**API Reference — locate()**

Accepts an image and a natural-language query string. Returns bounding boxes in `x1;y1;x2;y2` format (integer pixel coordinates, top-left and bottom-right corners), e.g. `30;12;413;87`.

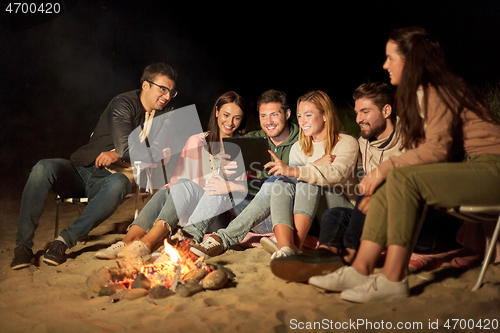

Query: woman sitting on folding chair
309;26;500;302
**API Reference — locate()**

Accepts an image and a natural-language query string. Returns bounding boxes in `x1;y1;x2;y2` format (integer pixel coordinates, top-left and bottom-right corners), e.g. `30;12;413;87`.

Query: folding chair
418;205;500;291
54;161;157;238
444;205;500;291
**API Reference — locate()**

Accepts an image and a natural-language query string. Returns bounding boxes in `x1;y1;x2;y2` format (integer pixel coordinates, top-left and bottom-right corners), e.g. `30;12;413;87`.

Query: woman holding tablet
95;91;247;259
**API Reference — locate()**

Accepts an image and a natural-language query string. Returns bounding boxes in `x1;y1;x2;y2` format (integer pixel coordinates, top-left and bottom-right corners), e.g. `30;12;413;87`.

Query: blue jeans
230;194;273;234
212;180;276;250
271;178;354;230
16;158;132;248
318;194;462;253
131;178;233;239
319;195;364;250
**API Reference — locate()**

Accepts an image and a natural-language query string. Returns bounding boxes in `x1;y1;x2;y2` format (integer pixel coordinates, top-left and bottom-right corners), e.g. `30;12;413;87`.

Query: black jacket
70;90;169;166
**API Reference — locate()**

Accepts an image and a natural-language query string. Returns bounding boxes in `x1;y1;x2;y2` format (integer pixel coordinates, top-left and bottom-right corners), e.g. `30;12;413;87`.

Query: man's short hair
140;62;177;85
257;89;289;113
353;82;395;121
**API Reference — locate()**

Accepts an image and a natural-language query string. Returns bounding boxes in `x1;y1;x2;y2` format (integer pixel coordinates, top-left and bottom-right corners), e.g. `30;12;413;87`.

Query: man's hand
95;151;120;168
359;168;385;197
314;154;336;166
358;196;371;214
264;150;299;178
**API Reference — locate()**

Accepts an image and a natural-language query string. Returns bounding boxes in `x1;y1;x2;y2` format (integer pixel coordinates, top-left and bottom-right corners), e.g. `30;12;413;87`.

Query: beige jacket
290;133;359;203
376;87;500;178
358;128;403;174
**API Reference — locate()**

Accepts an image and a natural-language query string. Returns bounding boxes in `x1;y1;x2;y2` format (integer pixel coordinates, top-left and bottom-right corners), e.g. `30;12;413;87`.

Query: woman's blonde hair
297;90;340;156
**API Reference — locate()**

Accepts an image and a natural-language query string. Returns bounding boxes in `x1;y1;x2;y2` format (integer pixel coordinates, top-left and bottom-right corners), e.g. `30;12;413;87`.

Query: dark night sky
1;0;500;187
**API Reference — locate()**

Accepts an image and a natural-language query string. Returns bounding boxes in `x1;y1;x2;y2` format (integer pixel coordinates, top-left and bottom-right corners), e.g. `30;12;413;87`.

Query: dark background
1;0;500;192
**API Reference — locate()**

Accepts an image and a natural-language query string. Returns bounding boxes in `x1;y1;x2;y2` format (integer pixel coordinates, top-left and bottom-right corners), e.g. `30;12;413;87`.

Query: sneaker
340;274;409;303
260;237;279;254
270;248;344;282
270;246;295;260
308;266;369;292
11;245;33;270
43;240;68;266
95;241;127;259
190;235;224;259
117;241;151;259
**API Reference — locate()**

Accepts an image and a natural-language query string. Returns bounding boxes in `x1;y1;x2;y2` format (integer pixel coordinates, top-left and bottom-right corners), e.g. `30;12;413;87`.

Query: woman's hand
219;153;238;178
314;154;336;166
359;168;386;197
264;150;300;178
204;174;231;196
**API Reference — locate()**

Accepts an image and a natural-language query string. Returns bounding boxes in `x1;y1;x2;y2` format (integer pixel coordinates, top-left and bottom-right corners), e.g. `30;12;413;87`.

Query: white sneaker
117;241;151;259
260;237;279;254
270;246;295;260
308;266;369;292
95;241;126;259
340;273;409;303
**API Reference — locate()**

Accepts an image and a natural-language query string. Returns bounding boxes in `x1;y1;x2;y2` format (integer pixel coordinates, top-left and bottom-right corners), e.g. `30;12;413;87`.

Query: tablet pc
222;136;271;175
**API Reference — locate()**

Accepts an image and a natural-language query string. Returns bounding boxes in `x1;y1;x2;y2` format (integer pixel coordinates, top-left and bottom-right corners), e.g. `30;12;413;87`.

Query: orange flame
163;239;180;263
137;240;208;289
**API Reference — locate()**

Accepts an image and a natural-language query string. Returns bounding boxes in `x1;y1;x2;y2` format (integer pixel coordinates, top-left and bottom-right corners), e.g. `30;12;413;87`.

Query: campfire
87;240;230;301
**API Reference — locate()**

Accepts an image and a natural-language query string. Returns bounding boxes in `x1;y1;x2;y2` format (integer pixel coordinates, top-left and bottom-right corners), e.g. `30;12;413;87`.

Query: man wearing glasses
11;62;177;270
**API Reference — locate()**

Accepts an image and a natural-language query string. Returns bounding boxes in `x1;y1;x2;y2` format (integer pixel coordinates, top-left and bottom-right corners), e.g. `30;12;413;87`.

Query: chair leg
472;215;500;291
55;197;61;239
134;185;140;219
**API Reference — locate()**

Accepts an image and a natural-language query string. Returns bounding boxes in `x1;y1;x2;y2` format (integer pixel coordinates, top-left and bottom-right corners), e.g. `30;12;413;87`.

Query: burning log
108;267;128;282
131;273;151;290
169;265;182;293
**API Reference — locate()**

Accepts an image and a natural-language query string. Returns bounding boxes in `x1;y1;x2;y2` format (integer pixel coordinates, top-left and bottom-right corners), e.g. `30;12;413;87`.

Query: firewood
131;273;151;290
175;282;204;297
202;270;228;290
149;285;175;299
86;267;112;293
98;283;126;296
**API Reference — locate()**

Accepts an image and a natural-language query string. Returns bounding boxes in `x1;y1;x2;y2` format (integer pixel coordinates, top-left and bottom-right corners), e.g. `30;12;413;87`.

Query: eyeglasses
147;80;178;98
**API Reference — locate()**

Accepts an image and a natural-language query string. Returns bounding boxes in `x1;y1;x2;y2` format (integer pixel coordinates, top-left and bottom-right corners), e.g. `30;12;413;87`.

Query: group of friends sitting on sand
11;26;500;303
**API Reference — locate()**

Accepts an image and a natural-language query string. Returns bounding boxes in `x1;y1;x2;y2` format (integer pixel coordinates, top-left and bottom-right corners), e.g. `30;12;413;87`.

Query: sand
1;194;499;333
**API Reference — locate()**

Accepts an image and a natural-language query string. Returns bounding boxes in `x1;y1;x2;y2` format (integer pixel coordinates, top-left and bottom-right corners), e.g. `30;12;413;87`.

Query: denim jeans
230;194;273;234
319;195;364;250
212;180;276;249
131;178;233;240
16;158;132;248
271;178;354;230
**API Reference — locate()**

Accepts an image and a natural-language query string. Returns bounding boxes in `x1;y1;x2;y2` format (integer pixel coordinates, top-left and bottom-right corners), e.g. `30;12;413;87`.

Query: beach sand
1;193;499;333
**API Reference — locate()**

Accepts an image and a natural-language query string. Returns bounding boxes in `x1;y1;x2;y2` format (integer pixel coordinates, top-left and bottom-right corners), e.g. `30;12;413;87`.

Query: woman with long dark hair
95;91;247;259
309;26;500;302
